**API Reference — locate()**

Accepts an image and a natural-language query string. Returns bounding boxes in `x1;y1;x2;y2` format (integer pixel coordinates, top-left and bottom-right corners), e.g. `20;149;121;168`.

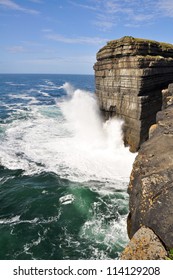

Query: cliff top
97;36;173;60
107;36;173;51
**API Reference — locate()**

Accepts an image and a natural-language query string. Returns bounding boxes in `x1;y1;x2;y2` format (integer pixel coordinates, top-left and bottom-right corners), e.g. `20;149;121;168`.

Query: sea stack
94;36;173;152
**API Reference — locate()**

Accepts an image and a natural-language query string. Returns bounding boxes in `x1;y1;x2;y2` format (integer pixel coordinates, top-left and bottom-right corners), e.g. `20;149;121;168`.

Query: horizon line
0;73;94;75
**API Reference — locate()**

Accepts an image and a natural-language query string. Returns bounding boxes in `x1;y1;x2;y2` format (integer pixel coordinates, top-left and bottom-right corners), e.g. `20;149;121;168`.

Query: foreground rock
121;226;167;260
94;36;173;151
127;104;173;250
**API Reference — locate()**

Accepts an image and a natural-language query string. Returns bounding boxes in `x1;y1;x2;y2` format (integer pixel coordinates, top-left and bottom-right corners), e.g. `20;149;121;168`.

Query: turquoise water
0;74;135;259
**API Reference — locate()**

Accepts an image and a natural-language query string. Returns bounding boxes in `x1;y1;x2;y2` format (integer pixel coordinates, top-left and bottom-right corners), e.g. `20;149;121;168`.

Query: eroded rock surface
128;104;173;249
121;226;167;260
94;36;173;151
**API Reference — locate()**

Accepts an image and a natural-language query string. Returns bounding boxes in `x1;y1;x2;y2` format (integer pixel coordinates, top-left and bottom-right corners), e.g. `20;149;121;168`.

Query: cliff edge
94;36;173;152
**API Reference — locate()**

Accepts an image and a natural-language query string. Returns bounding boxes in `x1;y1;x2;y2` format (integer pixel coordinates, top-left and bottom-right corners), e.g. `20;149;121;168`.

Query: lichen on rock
120;226;167;260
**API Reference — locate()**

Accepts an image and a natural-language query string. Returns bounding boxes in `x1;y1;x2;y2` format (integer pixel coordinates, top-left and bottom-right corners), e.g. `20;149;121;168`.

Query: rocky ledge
94;36;173;152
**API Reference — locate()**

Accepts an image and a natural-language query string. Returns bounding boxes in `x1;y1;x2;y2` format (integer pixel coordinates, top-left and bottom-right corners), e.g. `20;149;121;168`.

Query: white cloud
92;13;116;31
45;32;108;45
158;0;173;17
69;0;164;31
104;1;133;14
29;0;43;3
6;45;26;53
21;40;43;47
132;13;155;22
102;0;156;24
124;23;140;28
42;28;53;33
0;0;39;14
69;1;98;11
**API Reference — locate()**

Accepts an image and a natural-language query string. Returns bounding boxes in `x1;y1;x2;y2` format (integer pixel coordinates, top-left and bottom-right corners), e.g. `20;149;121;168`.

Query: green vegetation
104;36;173;53
166;249;173;260
168;249;173;259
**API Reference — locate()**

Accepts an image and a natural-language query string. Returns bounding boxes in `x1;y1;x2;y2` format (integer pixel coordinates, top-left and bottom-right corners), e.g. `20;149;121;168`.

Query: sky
0;0;173;74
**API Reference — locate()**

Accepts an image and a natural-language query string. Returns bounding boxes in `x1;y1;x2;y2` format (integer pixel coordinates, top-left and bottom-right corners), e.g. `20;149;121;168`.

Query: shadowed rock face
128;104;173;250
94;36;173;151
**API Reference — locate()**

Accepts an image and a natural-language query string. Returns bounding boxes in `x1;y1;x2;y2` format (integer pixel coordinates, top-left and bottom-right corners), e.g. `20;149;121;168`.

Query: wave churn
0;75;136;259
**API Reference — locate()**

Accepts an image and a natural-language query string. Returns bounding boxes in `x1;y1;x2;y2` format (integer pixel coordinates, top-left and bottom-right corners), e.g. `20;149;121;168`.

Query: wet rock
120;226;167;260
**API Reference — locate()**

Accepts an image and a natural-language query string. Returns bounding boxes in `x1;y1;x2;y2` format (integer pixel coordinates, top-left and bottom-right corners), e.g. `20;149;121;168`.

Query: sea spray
58;82;75;96
0;82;136;182
59;84;104;148
58;82;136;182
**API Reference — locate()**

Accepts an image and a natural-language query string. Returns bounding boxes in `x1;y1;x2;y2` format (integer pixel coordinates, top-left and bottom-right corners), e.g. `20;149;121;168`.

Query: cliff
121;84;173;259
94;36;173;152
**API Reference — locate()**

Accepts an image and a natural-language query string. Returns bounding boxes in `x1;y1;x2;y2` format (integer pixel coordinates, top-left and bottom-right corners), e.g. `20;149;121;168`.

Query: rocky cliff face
94;36;173;151
127;103;173;250
120;84;173;259
121;84;173;260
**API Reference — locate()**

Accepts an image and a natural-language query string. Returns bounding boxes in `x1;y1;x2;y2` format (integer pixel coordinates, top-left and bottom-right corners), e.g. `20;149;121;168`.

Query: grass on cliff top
105;36;173;51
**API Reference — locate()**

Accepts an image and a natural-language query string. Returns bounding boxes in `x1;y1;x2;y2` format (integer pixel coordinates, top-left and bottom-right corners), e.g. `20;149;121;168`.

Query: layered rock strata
127;102;173;251
94;36;173;151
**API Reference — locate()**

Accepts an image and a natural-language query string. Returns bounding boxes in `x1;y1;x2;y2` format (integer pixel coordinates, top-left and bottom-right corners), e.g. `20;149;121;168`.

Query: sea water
0;74;136;260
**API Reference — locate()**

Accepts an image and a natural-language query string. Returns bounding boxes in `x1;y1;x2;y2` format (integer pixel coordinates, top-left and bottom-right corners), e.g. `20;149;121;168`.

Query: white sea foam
0;215;60;225
79;190;128;259
38;84;60;91
0;215;20;224
37;90;50;97
59;194;75;205
0;82;136;183
5;82;25;86
80;215;128;259
58;82;74;96
8;93;39;104
78;195;129;259
45;80;55;86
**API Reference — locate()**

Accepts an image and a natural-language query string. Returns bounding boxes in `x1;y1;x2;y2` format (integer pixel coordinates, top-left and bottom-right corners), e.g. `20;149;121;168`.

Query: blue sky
0;0;173;74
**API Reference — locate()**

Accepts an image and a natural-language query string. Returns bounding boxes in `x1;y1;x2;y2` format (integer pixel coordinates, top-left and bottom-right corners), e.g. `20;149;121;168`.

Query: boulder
120;226;167;260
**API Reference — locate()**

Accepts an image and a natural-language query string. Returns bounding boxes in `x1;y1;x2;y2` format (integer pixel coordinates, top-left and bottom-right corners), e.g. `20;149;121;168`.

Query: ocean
0;74;136;260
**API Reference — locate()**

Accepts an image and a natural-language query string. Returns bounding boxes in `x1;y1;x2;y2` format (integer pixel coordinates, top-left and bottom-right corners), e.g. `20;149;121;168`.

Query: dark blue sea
0;74;135;260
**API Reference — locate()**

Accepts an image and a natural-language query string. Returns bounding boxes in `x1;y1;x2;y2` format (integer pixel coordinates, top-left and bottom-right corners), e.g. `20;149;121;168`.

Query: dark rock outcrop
94;36;173;151
120;226;167;260
127;103;173;250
